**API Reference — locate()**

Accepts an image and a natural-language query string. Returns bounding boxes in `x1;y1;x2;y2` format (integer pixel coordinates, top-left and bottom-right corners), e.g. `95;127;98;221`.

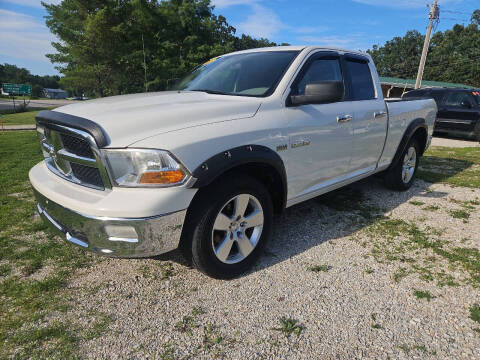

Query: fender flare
191;145;288;209
390;118;428;168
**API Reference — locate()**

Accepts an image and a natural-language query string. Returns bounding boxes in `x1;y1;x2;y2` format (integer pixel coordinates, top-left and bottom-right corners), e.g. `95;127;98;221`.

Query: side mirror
289;81;344;106
460;100;472;109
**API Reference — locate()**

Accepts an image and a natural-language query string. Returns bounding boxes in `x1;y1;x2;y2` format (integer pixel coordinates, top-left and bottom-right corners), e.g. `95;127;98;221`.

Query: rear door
438;91;478;133
343;55;388;174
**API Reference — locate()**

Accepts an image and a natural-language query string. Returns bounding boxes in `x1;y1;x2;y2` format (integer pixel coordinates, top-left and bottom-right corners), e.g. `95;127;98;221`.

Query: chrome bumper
33;189;187;257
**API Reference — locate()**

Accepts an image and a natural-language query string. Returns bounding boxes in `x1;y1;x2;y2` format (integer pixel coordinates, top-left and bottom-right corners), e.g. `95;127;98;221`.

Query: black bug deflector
36;110;109;147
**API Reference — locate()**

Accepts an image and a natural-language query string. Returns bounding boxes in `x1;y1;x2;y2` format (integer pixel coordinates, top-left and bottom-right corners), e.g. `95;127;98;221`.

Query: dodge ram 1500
30;46;437;278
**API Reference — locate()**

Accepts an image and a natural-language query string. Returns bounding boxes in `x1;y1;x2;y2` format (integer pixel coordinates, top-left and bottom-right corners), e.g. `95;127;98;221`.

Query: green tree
42;0;279;97
368;9;480;88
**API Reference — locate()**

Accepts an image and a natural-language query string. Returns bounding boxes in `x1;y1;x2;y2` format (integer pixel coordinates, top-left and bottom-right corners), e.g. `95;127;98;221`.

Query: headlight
103;149;189;187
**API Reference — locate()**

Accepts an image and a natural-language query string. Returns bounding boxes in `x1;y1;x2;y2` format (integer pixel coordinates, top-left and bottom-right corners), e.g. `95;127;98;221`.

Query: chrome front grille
37;124;111;190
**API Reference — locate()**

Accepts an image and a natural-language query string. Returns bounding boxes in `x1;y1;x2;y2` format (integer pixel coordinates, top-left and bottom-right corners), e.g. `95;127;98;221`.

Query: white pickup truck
30;46;437;278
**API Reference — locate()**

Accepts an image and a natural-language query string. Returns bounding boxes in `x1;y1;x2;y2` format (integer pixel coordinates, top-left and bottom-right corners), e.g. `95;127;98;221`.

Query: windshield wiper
189;89;231;95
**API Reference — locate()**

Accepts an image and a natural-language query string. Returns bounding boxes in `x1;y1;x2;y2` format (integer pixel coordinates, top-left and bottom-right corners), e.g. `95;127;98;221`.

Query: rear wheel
474;121;480;141
384;139;420;191
182;174;273;279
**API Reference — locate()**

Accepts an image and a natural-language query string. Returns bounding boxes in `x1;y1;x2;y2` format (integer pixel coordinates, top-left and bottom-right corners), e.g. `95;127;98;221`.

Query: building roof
44;88;67;93
379;76;476;89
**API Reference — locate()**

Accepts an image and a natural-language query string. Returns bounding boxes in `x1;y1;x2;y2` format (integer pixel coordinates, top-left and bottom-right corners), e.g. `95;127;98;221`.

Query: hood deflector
36;110;109;147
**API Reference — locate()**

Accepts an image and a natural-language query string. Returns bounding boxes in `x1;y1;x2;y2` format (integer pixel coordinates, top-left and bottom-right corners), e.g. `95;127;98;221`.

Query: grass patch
0;107;54;125
449;209;471;221
271;317;304;338
423;205;439;211
370;313;383;329
413;289;435;302
470;304;480;324
308;264;332;273
418;146;480;188
409;200;425;206
0;131;99;358
366;218;480;287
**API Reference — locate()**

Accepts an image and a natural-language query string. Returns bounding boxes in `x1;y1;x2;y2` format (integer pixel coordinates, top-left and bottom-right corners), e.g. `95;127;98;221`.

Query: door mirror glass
290;81;344;106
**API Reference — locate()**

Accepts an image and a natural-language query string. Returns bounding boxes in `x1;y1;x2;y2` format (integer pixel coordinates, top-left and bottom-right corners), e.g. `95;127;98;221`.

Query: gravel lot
52;177;480;359
431;137;479;148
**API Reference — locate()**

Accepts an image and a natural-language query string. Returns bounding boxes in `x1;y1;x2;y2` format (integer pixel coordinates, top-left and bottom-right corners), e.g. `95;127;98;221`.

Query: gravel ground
431;136;479;148
57;178;479;359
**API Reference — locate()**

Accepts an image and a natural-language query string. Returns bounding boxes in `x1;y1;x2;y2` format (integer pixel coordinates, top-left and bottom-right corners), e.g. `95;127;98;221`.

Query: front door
283;52;353;200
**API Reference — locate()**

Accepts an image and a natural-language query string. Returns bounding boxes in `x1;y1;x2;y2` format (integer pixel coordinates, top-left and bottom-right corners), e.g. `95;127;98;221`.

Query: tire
474;121;480;142
181;174;273;279
384;138;421;191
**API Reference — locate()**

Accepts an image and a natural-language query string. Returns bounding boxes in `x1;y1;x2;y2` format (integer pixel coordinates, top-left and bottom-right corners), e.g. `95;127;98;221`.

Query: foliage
0;63;60;97
368;9;480;87
42;0;280;97
0;131;102;358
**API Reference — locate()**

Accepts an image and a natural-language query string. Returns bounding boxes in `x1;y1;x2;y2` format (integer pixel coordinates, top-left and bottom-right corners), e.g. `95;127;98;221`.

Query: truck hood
54;91;262;147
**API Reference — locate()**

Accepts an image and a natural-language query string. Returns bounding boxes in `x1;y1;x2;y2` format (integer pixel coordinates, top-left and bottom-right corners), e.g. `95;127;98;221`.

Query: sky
0;0;478;76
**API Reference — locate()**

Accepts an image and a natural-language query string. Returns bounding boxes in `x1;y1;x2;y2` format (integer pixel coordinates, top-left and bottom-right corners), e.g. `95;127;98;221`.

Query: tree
368;9;480;88
42;0;280;97
0;63;60;97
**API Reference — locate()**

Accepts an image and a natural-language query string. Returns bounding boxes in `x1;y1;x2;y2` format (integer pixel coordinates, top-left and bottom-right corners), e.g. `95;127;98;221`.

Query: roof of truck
225;45;369;57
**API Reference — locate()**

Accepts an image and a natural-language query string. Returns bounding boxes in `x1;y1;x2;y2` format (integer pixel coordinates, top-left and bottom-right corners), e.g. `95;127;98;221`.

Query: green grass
308;264;332;272
409;200;425;206
0;107;55;125
413;289;435;302
366;218;480;287
418;146;480;188
271;317;304;338
0;131;103;358
470;304;480;324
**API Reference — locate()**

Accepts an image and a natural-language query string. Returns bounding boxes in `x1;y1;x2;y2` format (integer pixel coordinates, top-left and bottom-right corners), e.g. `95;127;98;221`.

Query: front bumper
34;189;187;257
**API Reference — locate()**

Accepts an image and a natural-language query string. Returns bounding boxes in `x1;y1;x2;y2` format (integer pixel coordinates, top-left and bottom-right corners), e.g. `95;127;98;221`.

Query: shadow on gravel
249;176;449;274
155;175;453;277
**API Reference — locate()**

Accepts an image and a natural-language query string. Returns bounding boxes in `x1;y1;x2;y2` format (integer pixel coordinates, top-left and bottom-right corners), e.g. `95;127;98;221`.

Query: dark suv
403;88;480;140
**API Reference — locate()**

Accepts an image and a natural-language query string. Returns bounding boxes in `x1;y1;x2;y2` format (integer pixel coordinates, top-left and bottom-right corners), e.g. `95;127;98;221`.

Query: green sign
2;83;32;96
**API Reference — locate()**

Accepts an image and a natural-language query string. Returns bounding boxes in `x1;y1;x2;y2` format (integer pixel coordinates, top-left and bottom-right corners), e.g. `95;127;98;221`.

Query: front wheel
182;174;273;279
384;139;420;191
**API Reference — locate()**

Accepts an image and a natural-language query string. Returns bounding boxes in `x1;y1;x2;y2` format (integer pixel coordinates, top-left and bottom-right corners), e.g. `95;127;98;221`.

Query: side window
445;92;473;107
296;58;343;96
345;59;375;100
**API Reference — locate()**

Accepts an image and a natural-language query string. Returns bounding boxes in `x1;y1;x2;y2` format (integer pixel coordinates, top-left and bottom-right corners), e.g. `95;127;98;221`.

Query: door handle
337;115;353;123
374;111;387;118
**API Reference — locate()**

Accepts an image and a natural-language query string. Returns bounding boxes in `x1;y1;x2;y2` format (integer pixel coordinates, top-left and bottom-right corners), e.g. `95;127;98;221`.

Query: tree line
3;2;478;97
42;0;286;97
368;10;480;88
0;64;60;98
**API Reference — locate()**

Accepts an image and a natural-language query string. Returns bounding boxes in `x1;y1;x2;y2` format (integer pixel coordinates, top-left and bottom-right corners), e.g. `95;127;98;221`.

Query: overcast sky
0;0;478;76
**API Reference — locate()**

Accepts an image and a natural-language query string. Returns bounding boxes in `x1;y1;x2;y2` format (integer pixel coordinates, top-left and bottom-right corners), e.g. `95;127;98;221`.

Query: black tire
384;138;421;191
181;174;273;279
474;121;480;142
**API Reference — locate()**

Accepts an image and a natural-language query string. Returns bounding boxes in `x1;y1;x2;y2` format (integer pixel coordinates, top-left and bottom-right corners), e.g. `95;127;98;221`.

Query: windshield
473;91;480;105
172;51;299;97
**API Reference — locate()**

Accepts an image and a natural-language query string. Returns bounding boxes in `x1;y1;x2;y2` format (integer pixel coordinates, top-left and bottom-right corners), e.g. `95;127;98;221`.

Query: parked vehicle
30;46;437;278
403;88;480;140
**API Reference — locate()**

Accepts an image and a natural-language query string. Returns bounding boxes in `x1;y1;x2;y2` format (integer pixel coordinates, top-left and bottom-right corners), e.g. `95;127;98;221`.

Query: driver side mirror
289;81;344;106
460;100;472;109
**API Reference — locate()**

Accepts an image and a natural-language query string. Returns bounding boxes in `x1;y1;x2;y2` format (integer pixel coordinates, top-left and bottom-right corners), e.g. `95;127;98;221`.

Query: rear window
344;59;375;100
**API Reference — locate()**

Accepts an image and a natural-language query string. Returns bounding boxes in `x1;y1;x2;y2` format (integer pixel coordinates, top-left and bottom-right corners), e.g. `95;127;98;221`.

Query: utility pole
142;33;148;92
415;0;439;89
